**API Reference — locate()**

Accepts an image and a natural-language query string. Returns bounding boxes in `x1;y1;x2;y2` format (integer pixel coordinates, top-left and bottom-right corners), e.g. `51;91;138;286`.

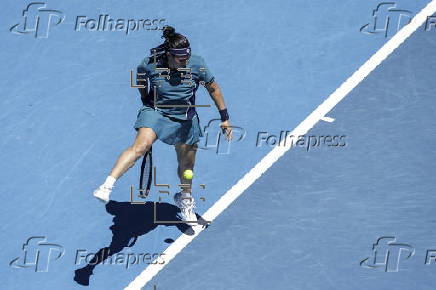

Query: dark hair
150;26;190;59
162;26;190;49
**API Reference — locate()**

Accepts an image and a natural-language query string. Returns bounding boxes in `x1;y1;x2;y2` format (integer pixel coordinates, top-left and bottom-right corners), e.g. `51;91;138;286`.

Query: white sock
103;176;117;188
181;191;192;198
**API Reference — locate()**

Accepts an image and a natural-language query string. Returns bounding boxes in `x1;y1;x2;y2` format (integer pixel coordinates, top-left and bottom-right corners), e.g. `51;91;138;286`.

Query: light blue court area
0;1;434;289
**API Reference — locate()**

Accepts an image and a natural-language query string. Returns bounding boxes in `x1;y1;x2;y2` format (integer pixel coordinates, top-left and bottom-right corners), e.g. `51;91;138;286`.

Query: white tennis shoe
93;184;113;204
174;192;197;226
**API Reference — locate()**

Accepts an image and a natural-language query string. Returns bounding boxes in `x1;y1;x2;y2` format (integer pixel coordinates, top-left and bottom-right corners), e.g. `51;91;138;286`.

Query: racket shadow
73;201;206;286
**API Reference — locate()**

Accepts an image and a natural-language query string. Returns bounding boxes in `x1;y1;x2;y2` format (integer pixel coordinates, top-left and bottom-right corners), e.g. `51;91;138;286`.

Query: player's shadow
73;201;208;286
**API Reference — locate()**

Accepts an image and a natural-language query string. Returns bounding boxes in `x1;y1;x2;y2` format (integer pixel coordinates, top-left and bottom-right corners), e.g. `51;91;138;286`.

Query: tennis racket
138;146;153;198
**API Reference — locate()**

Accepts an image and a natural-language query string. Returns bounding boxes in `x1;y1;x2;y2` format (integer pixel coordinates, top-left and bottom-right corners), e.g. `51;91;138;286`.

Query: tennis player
93;26;232;225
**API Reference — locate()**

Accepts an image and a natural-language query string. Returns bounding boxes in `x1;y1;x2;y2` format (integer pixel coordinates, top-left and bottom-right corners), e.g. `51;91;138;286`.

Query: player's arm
204;80;232;140
204;81;224;109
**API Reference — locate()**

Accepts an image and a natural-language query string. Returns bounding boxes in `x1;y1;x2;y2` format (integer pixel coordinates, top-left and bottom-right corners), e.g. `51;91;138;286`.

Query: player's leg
173;142;198;225
175;142;198;193
110;127;157;179
93;127;157;203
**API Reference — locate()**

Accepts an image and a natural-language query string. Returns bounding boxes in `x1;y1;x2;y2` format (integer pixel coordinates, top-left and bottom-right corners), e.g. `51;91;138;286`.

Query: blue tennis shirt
137;53;215;120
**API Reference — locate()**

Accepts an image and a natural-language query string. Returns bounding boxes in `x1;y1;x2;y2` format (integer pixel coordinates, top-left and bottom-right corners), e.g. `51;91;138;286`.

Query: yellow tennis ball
183;169;194;180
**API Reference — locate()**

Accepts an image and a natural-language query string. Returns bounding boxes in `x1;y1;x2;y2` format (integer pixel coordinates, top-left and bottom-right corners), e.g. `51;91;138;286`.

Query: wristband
219;108;229;122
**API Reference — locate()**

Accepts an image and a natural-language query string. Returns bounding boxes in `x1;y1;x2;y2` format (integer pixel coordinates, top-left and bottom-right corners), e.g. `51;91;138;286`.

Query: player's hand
220;120;233;141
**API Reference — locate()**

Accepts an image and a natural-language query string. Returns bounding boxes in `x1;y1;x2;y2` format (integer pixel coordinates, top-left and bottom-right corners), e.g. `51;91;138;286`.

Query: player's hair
149;26;190;62
161;26;190;49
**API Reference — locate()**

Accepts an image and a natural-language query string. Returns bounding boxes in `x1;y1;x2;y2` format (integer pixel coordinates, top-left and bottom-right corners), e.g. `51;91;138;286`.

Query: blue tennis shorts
134;106;204;146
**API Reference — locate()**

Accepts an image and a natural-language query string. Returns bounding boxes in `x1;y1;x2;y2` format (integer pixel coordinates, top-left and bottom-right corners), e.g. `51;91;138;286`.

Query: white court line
125;2;436;289
321;116;335;123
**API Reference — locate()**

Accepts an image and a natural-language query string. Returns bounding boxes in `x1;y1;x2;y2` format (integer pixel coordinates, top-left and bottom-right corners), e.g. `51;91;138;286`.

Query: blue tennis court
1;1;435;289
